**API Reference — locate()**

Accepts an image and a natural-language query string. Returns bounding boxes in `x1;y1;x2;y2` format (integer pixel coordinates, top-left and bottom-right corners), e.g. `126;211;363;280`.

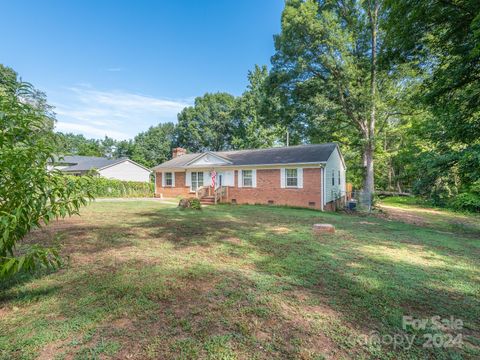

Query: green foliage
232;65;282;149
189;198;201;210
0;65;94;279
56;133;109;157
55;123;176;169
131;122;176;168
176;92;236;152
450;192;480;213
384;0;480;206
176;85;282;153
178;197;202;210
69;176;154;198
269;0;420;193
386;0;480;145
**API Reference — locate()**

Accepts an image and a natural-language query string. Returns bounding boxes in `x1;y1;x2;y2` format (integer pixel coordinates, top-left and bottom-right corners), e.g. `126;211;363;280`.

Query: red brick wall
155;171;191;198
156;168;324;210
227;168;323;209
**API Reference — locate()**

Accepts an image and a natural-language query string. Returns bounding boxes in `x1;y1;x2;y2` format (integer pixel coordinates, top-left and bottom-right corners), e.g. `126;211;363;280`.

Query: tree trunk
364;141;375;195
364;0;378;195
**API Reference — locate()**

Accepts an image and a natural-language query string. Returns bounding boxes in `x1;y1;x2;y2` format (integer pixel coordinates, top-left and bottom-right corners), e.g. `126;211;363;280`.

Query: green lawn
1;200;479;359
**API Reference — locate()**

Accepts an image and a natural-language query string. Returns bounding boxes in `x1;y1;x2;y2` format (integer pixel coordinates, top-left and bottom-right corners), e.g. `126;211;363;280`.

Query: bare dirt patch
377;205;430;226
37;339;70;360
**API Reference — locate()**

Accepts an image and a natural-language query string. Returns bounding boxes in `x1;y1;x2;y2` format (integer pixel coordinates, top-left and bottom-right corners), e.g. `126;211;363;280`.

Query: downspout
154;172;157;198
320;167;324;211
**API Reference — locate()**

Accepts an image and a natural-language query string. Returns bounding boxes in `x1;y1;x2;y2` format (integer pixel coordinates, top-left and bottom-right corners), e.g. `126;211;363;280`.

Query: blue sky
1;0;284;139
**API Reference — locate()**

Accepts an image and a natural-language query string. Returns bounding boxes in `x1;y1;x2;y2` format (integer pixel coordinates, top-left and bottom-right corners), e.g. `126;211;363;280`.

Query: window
242;170;253;187
286;168;298;187
191;171;204;191
165;172;173;186
332;169;335;186
338;170;341;185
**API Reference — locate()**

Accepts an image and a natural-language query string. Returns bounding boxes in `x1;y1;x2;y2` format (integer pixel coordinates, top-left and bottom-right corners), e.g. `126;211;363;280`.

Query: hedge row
67;175;154;198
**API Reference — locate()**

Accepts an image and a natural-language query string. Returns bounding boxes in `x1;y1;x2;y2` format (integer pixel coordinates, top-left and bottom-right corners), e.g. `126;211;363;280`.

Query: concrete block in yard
313;224;335;234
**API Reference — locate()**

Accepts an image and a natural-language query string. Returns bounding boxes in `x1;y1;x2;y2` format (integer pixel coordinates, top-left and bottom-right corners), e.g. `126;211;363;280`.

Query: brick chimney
172;147;187;158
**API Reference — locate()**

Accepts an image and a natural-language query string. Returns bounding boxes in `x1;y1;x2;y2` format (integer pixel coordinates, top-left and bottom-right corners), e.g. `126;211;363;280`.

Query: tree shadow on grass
1;222;137;295
2;204;478;359
1;256;359;359
130;205;479;358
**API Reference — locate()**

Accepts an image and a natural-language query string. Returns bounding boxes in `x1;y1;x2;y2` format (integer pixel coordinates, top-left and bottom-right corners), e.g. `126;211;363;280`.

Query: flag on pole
211;170;216;188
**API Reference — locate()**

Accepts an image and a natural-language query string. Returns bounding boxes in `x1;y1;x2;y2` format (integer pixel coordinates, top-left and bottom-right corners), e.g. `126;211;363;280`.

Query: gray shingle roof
153;143;339;169
54;156;128;172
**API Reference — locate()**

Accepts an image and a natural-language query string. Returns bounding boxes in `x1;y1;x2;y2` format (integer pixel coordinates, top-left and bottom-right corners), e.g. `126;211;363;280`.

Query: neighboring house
50;156;151;182
153;144;346;210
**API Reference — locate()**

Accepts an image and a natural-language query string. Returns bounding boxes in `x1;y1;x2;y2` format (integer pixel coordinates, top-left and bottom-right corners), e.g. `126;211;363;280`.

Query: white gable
98;160;151;182
187;153;231;167
324;147;346;204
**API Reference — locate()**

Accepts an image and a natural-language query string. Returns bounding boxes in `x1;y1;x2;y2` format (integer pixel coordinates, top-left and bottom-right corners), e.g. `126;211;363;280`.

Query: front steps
200;196;215;205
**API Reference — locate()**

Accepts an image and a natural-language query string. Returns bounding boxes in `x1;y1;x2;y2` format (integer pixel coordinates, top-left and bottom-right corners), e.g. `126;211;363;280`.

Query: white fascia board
184;151;233;166
98;159;151;172
155;162;326;172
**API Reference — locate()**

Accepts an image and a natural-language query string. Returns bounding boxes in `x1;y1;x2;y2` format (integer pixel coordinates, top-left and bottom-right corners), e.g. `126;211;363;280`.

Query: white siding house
99;160;151;182
51;156;151;182
323;146;347;204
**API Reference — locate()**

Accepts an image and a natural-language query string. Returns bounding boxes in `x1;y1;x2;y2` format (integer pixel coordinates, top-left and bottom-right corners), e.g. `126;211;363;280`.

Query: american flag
211;170;217;188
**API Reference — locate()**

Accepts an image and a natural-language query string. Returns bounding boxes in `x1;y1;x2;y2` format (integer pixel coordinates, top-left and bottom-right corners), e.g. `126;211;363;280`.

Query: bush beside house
68;176;154;198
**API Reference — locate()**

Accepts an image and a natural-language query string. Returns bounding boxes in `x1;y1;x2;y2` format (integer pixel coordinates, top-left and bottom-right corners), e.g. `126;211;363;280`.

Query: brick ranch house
153;143;346;210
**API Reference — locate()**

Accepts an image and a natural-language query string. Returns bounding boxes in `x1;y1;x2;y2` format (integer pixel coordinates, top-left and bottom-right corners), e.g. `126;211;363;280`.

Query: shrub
449;193;480;213
190;198;202;210
178;197;202;210
67;176;154;198
449;181;480;212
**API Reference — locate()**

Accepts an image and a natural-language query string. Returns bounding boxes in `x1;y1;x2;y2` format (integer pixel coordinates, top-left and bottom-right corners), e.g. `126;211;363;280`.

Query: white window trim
164;172;174;187
285;168;298;188
190;171;204;192
241;169;253;188
282;167;303;189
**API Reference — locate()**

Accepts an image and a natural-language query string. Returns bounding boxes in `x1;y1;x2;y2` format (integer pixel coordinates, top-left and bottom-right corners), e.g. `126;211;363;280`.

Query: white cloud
51;85;191;140
106;67;122;72
55;122;130;139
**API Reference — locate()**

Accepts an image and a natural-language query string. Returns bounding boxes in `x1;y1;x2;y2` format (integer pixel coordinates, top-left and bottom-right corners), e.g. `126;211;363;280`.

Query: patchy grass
1;200;479;359
379;196;480;235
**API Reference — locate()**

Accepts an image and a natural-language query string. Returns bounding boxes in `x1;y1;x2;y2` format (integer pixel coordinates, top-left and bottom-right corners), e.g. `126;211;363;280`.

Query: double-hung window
242;170;253;187
165;172;173;186
286;168;298;187
338;170;341;186
332;170;335;186
191;171;204;191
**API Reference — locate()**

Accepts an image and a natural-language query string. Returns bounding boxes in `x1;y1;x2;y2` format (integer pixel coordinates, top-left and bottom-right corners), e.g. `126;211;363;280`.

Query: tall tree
269;0;415;193
55;133;103;156
113;139;135;158
384;0;480;207
233;65;282;149
131;122;176;168
176;93;236;152
386;0;480;145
